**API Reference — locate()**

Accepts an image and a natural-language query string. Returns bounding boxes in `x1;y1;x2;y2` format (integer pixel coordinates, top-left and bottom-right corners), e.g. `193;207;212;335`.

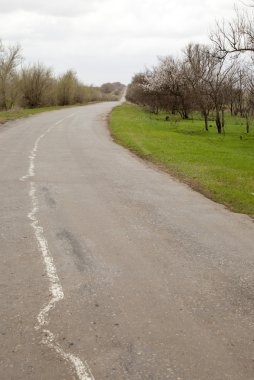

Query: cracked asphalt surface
0;101;254;380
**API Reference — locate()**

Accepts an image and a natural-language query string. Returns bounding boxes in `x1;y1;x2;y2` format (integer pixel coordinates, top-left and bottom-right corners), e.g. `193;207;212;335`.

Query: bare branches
0;42;22;109
20;63;54;108
126;2;254;134
210;6;254;56
0;39;123;110
127;41;242;134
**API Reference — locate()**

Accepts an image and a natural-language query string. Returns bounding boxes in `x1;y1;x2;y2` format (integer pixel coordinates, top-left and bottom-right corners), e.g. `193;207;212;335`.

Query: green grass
0;104;86;124
109;103;254;217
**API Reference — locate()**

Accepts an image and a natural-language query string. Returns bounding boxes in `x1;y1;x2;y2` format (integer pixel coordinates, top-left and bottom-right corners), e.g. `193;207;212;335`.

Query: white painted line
20;114;95;380
29;182;64;329
20;113;77;181
43;329;95;380
54;112;77;126
20;133;45;181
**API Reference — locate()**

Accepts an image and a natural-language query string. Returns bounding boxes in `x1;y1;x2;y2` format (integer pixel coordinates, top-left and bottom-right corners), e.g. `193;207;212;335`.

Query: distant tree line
126;3;254;134
0;40;125;110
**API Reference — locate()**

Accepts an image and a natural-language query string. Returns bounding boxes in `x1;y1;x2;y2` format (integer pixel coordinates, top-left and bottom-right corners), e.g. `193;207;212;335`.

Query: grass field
0;104;85;124
110;103;254;217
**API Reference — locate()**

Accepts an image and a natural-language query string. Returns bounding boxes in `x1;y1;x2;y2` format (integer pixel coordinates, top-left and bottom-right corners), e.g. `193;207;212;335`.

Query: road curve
0;102;254;380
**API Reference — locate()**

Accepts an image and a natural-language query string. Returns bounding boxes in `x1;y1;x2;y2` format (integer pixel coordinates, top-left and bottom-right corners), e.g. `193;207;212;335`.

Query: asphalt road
0;101;254;380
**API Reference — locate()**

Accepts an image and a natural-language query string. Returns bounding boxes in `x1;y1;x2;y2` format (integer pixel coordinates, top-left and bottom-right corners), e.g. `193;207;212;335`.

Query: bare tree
230;65;248;116
142;57;192;118
20;63;53;108
210;4;254;57
0;41;22;110
240;67;254;133
126;72;161;113
57;70;79;106
197;49;236;133
183;43;214;130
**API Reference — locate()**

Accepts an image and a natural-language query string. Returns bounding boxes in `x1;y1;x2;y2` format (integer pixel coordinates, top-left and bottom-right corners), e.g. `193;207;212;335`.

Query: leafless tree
143;57;192;118
0;42;22;109
210;4;254;57
229;65;248;116
126;72;161;113
57;70;79;106
183;43;214;130
19;63;53;108
194;49;236;133
239;67;254;132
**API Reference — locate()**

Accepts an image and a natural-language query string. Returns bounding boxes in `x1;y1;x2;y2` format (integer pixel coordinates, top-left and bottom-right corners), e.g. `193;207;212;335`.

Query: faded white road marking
20;113;76;182
20;133;46;181
21;114;95;380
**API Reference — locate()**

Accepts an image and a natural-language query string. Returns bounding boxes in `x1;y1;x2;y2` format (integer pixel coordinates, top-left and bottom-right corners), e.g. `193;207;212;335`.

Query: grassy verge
0;104;89;124
109;103;254;217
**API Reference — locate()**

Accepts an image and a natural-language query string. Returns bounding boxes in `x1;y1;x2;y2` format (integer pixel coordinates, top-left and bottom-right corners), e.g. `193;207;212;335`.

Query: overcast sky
0;0;241;85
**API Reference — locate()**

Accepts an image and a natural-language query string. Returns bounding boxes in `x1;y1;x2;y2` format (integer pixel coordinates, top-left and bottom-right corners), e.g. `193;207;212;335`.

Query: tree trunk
216;110;222;134
221;109;225;133
204;112;208;131
1;85;8;110
180;97;189;119
183;110;189;119
171;101;176;114
246;115;250;134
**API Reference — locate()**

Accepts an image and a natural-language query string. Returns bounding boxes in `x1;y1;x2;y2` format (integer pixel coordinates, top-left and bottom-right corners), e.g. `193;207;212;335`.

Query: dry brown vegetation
0;41;125;111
